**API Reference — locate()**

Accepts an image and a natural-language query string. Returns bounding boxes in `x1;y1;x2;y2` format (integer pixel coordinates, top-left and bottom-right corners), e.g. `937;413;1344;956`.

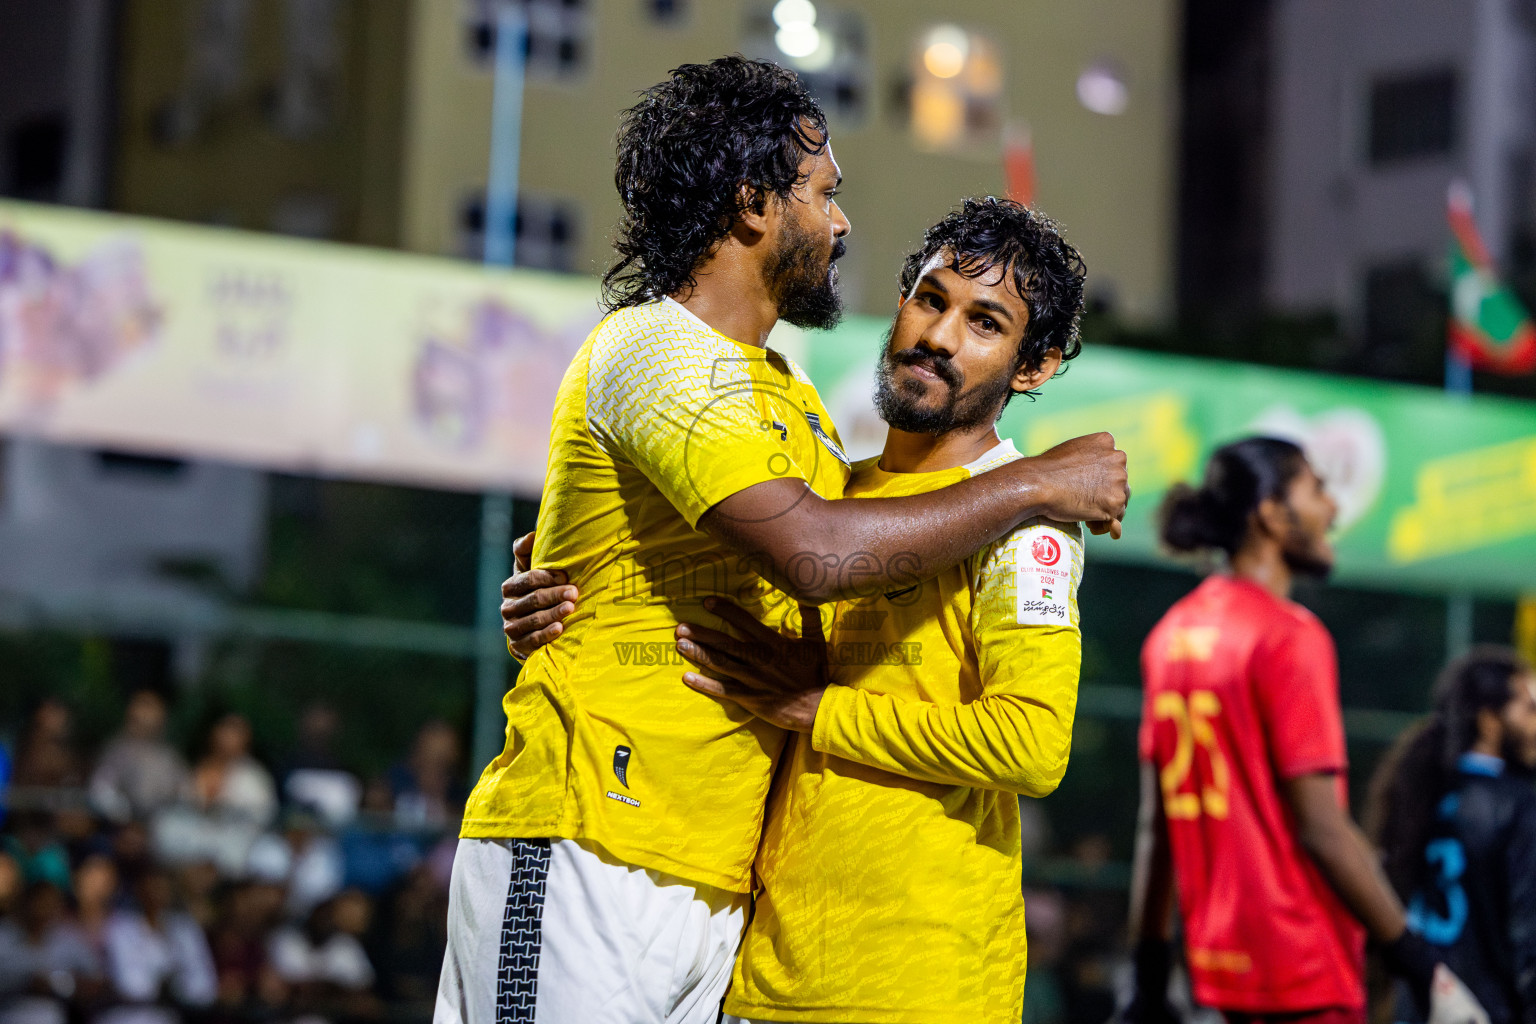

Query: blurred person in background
100;867;217;1024
108;823;154;888
207;880;288;1016
0;881;105;1024
277;703;361;828
173;861;220;930
340;778;425;895
1;814;70;892
269;888;379;1020
0;853;21;918
1123;438;1475;1024
1368;647;1536;1024
72;852;119;961
371;864;449;1007
90;691;189;825
186;713;276;827
9;700;84;793
387;720;463;829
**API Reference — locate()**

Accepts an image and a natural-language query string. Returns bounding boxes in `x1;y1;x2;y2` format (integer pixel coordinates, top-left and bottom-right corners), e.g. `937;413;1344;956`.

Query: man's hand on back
501;532;576;660
1027;432;1130;538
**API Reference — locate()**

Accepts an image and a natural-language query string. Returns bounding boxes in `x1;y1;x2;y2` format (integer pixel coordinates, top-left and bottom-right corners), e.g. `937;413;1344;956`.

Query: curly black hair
897;197;1086;397
603;56;829;312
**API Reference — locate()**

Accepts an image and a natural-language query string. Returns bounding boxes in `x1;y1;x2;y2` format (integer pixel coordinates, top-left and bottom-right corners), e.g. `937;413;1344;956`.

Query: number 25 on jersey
1154;689;1231;820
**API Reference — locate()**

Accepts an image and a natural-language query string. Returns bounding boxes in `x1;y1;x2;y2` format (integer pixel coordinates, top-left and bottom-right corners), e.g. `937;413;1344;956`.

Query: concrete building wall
0;439;267;640
397;0;1182;323
1267;0;1536;322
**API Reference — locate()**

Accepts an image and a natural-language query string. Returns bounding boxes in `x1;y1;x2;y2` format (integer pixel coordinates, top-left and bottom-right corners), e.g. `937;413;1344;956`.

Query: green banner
3;198;1532;596
783;316;1536;598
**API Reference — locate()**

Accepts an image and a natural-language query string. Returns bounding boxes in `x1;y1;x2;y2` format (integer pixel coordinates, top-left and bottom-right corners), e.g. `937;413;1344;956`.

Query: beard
768;215;845;330
1279;510;1334;581
872;324;1013;435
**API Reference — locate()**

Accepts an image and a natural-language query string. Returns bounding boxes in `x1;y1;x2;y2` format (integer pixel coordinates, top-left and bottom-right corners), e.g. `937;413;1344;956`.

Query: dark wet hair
603;56;829;312
1367;646;1531;899
1159;437;1308;556
897;196;1086;400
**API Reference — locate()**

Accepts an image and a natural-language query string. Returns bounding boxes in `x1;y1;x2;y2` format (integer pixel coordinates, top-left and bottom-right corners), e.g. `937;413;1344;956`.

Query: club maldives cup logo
1031;534;1062;567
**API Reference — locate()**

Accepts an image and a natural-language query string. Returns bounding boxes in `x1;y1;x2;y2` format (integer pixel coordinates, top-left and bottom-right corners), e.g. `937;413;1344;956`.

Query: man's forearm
702;461;1050;604
1298;815;1407;943
1129;763;1175;944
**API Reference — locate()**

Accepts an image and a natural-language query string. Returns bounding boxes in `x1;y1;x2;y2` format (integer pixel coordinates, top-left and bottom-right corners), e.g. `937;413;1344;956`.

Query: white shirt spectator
102;909;217;1007
268;926;374;991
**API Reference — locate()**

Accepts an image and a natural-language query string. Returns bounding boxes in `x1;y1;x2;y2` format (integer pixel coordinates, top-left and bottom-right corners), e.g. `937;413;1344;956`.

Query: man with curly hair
438;57;1126;1024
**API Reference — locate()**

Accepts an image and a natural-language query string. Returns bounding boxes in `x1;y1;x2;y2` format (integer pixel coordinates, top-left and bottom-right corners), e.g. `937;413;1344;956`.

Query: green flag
1448;183;1536;374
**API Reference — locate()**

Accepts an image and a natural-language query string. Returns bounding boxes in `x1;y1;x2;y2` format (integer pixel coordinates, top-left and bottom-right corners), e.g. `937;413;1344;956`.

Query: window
459;192;580;272
465;0;589;79
1361;260;1443;377
1368;70;1457;165
95;451;190;479
744;2;869;124
903;25;1004;151
6;115;66;201
644;0;686;24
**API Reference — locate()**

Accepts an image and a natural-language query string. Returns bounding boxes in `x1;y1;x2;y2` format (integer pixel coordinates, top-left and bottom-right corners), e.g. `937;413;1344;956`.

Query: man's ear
1252;497;1290;541
733;183;774;243
1012;346;1063;394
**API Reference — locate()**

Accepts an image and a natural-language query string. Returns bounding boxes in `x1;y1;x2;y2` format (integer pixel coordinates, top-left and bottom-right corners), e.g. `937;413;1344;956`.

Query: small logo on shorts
613;745;632;788
606;791;640;807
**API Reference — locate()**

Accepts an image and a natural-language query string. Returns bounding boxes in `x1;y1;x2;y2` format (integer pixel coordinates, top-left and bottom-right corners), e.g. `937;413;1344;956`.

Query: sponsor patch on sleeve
1013;523;1077;627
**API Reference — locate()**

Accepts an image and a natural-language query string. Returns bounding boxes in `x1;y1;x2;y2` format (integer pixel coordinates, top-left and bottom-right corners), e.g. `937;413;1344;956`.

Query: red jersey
1139;574;1365;1013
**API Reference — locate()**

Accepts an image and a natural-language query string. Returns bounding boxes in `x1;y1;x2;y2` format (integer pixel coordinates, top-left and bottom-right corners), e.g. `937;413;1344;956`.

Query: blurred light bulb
922;24;969;79
797;31;837;71
773;0;817;28
1077;62;1129;115
776;21;821;59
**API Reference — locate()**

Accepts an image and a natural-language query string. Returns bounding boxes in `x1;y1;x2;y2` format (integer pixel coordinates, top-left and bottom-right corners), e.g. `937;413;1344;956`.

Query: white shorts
434;837;748;1024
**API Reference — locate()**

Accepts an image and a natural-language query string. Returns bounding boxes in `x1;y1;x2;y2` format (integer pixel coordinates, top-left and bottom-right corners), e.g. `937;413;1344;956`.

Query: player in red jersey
1123;437;1480;1024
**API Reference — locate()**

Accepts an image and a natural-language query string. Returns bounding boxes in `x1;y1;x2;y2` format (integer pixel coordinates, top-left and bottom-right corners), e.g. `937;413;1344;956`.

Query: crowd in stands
0;692;464;1024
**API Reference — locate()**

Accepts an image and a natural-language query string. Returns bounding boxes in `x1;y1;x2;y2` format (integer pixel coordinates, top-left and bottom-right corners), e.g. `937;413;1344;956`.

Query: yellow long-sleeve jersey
725;441;1085;1024
461;298;848;893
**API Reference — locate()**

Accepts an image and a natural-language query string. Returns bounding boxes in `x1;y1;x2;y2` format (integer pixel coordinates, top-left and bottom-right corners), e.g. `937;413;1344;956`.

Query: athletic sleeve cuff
810;684;861;758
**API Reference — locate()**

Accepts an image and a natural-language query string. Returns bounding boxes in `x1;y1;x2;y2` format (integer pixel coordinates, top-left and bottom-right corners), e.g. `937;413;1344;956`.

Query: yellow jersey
725;441;1085;1024
461;298;850;893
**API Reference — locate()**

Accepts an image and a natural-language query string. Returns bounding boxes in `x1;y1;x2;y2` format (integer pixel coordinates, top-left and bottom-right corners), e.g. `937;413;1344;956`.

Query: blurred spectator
387;721;464;829
207;881;287;1014
1021;887;1068;1024
100;868;217;1024
269;889;379;1019
186;714;277;827
339;780;424;894
9;700;83;791
109;823;154;887
1059;835;1125;1024
1;814;70;891
174;862;220;930
154;715;276;876
371;865;448;1005
278;704;361;828
241;814;343;920
0;854;21;918
90;692;189;824
72;853;118;960
0;881;105;1024
282;817;344;920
